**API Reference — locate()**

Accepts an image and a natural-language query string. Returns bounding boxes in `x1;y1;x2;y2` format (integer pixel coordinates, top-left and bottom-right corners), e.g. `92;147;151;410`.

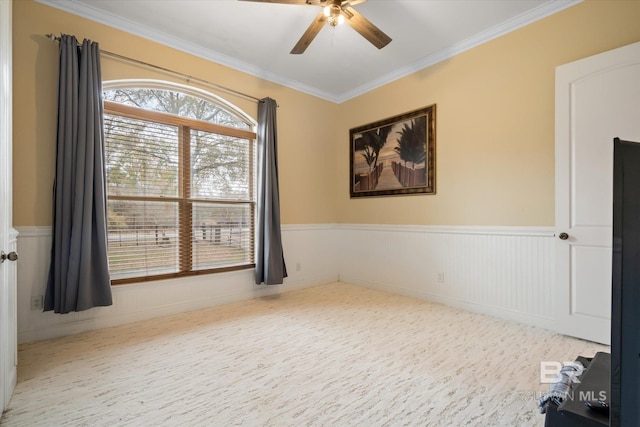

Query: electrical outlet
295;262;301;272
437;272;445;283
31;295;44;310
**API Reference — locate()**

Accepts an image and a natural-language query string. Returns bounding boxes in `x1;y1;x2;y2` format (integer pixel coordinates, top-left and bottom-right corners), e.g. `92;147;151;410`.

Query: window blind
103;96;256;283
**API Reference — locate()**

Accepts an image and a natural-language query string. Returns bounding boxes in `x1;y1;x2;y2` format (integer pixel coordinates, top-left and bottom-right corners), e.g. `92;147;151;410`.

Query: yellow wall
336;0;640;226
12;0;338;226
13;0;640;228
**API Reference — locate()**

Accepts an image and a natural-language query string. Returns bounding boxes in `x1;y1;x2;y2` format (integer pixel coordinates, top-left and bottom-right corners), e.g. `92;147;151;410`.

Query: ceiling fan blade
238;0;325;5
341;5;391;49
290;12;327;54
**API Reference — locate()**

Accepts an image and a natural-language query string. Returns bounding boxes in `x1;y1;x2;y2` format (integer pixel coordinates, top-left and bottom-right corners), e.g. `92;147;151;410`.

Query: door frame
555;41;640;344
0;0;15;414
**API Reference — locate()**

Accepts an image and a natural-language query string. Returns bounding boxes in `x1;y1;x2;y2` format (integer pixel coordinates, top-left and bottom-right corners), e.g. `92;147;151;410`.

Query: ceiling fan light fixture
246;0;392;54
327;14;345;27
324;4;344;27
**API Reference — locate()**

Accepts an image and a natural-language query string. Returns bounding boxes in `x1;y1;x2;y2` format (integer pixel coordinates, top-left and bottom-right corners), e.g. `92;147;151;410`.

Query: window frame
103;83;257;285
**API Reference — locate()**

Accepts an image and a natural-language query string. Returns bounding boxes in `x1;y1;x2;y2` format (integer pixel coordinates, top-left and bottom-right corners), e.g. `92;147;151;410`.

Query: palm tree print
360;144;376;173
394;116;426;169
355;125;392;170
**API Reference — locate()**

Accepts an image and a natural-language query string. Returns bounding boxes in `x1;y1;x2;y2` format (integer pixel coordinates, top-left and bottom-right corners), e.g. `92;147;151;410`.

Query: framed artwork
350;104;436;198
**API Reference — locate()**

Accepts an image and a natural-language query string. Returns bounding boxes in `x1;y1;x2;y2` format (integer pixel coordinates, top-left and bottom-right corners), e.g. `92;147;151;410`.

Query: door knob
0;251;18;263
558;232;569;240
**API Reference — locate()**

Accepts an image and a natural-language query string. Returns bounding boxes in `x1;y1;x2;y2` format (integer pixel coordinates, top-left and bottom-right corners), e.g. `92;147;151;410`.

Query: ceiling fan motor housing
241;0;391;54
325;1;342;26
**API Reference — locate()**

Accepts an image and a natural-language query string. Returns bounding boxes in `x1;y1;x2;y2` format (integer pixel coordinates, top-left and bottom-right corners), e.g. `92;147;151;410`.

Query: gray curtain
255;97;287;285
45;35;112;313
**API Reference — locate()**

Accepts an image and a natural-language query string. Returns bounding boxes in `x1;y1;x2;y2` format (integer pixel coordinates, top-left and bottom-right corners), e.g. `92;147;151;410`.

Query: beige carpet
1;282;608;426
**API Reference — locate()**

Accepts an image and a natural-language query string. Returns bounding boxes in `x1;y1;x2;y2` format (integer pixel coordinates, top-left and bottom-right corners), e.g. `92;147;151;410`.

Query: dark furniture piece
610;138;640;427
544;352;610;427
546;138;640;427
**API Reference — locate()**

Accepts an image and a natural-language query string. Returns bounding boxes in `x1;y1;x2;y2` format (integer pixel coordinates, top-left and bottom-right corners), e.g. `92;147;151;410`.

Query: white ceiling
38;0;580;103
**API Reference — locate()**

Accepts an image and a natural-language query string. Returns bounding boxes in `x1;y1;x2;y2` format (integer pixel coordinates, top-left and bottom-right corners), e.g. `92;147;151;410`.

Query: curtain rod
45;33;263;104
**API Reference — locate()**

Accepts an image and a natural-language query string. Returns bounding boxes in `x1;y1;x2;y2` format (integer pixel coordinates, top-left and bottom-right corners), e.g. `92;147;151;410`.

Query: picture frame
350;104;436;198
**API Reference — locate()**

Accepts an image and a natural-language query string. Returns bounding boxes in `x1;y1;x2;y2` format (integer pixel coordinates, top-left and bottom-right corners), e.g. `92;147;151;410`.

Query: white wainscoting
16;223;557;343
336;224;556;330
15;224;339;343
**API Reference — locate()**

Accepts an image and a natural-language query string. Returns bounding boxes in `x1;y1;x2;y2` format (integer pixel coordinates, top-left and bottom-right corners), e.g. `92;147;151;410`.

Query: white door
0;0;16;414
555;41;640;345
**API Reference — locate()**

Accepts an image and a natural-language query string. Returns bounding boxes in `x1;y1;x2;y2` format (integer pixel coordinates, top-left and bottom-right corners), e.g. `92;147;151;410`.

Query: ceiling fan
239;0;392;54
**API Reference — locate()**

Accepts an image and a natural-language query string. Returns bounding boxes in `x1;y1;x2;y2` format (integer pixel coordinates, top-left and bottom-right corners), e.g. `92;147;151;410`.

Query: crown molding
36;0;337;102
36;0;581;104
335;0;582;103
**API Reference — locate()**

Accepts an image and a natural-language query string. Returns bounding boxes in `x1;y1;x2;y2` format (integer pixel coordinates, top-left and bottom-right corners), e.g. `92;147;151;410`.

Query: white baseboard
19;275;337;344
341;274;555;331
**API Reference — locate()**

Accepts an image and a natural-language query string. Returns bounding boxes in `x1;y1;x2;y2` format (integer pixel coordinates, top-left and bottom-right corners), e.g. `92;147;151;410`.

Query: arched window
103;80;256;283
